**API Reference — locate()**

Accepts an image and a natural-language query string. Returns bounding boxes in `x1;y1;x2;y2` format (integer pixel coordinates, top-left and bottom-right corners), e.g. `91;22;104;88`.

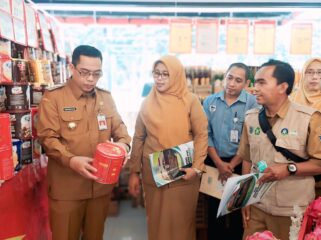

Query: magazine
217;173;274;217
149;141;194;187
199;165;239;199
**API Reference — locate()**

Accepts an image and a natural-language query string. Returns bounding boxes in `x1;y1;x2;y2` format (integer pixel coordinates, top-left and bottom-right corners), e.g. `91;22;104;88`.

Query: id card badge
97;113;107;130
230;129;239;143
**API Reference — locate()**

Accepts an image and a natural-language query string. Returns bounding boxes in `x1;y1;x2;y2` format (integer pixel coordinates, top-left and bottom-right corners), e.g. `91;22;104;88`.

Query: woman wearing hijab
127;55;208;240
292;57;321;110
292;57;321;196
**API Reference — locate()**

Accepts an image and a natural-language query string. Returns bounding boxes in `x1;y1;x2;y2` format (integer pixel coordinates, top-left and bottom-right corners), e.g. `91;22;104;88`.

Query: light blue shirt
203;90;259;158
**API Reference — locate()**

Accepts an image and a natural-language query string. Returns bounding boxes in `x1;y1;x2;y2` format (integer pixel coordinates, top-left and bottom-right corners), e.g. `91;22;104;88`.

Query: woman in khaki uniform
292;57;321;196
127;55;208;240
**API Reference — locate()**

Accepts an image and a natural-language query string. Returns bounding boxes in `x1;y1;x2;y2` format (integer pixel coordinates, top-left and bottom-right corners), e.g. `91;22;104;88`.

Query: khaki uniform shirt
37;80;131;200
238;99;321;216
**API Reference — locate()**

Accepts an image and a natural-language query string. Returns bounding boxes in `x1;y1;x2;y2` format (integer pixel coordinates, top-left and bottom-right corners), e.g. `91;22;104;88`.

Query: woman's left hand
181;168;198;180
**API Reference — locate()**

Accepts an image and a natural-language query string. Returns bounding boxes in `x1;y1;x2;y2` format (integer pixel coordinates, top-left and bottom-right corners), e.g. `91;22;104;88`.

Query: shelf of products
0;1;70;239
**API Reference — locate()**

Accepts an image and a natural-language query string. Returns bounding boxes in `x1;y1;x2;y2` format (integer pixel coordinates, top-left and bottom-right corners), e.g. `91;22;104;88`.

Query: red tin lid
96;142;126;159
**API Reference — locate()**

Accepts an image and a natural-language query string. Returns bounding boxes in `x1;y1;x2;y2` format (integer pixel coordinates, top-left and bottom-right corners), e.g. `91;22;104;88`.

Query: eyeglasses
75;68;103;79
152;71;170;79
305;70;321;76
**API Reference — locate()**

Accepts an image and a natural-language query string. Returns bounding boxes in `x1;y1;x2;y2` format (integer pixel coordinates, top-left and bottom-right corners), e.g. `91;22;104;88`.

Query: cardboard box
199;165;238;199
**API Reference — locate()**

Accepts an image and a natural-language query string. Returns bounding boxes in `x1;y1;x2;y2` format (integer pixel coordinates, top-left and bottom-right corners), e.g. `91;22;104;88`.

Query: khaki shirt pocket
59;110;84;137
275;176;314;207
274;137;307;163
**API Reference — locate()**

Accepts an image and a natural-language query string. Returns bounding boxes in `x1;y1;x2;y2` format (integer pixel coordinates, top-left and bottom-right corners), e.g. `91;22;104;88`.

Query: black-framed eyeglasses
75;68;103;79
152;71;170;79
305;70;321;76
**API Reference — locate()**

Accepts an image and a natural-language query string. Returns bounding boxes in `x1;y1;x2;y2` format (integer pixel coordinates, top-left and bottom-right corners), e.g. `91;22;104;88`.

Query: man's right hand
217;161;234;182
128;173;141;197
69;156;98;180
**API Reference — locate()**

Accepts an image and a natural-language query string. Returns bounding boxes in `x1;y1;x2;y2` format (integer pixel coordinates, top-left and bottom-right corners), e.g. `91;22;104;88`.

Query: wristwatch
287;163;297;175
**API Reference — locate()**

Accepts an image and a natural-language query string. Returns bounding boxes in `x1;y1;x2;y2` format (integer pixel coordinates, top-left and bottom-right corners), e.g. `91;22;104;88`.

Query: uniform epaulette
292;102;317;115
96;86;111;94
47;83;65;91
246;107;261;115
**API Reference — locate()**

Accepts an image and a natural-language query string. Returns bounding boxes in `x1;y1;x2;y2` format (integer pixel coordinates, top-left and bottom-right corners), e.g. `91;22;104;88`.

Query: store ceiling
30;0;321;18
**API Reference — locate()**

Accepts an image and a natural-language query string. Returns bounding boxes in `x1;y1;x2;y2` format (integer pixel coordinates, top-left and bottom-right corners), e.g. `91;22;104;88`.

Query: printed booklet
149;141;193;187
217;173;274;217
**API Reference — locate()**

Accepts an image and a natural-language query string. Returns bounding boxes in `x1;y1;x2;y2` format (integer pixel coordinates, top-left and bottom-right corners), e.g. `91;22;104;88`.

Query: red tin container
0;113;11;148
0;113;14;180
0;146;14;180
93;142;126;184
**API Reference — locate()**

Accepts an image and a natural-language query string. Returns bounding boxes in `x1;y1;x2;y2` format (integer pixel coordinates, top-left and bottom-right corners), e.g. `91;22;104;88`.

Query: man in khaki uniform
37;45;131;240
237;59;321;240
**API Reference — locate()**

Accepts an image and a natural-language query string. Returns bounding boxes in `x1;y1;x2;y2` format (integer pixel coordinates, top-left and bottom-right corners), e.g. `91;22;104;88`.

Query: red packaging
30;106;38;137
0;56;12;84
93;142;126;184
0;113;14;180
0;146;14;180
0;113;11;148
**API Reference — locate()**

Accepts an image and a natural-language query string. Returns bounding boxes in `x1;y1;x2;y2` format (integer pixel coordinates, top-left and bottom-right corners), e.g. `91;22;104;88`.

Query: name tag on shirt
230;130;239;143
97;113;107;130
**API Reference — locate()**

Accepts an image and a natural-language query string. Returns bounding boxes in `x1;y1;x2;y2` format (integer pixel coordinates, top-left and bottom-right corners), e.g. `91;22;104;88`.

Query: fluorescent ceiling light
34;4;321;13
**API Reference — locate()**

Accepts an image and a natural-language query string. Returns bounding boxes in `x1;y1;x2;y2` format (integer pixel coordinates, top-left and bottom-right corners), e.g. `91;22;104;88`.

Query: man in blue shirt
203;62;258;240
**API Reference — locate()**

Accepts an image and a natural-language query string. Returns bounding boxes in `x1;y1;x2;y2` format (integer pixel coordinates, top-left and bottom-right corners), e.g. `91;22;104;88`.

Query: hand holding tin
69;156;98;180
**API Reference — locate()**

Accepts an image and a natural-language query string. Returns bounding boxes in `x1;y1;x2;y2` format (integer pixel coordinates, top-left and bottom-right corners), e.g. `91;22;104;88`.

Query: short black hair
226;62;250;82
72;45;102;66
260;59;294;95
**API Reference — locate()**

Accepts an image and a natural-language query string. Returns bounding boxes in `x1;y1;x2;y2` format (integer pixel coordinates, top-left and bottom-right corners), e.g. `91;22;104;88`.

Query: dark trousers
205;156;244;240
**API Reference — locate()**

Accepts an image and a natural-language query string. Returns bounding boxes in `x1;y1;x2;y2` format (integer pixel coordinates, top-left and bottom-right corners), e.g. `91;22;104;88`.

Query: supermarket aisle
103;200;147;240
